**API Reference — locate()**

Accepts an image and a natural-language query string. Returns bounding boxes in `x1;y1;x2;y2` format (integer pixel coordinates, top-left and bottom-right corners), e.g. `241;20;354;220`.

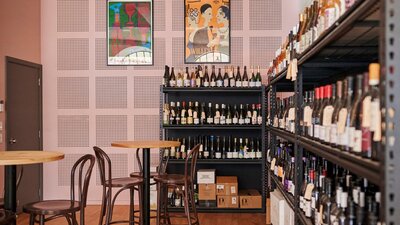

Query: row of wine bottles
272;63;381;161
267;0;356;78
168;185;199;207
267;140;381;225
164;135;263;160
163;101;263;126
163;65;263;88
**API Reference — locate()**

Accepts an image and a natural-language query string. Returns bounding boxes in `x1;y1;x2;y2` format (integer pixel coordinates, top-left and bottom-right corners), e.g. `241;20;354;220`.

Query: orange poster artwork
185;0;230;64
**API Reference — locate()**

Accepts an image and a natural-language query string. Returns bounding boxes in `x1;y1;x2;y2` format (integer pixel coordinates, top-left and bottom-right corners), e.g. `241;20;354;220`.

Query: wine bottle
222;136;227;159
214;104;221;125
233;104;239;125
163;103;170;125
175;101;181;125
315;85;327;140
198;135;203;159
200;102;206;125
256;138;262;159
239;104;245;125
321;84;335;143
249;66;256;87
184;67;190;87
321;178;333;225
232;137;239;159
193;101;200;125
181;101;187;125
349;74;364;154
169;102;176;125
215;136;222;159
210;65;217;87
338;76;354;151
163;65;170;87
203;136;210;159
187;101;194;125
196;65;202;87
190;67;196;87
229;66;236;87
226;104;233;125
257;104;263;125
207;102;213;124
239;138;245;159
169;67;176;87
227;136;233;159
220;104;226;125
256;66;262;87
235;66;242;87
203;66;210;87
223;66;230;87
330;80;344;147
217;68;223;87
177;69;184;87
209;135;215;159
251;104;257;125
245;104;251;124
242;66;249;87
311;87;321;139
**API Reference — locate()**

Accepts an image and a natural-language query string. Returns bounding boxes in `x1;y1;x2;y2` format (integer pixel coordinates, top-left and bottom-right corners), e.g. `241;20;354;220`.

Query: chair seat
129;171;160;178
153;174;190;185
106;177;143;188
23;200;80;215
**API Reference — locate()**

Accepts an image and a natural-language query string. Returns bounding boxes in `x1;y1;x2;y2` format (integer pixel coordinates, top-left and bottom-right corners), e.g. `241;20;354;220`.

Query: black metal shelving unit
161;86;267;213
265;0;400;224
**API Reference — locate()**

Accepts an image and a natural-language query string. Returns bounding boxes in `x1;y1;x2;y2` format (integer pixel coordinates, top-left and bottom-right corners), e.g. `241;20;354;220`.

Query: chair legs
29;214;35;225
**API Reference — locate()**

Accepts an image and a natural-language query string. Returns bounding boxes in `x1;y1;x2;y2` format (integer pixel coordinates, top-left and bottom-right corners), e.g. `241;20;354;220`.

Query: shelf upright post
294;66;304;225
262;86;267;212
382;0;400;223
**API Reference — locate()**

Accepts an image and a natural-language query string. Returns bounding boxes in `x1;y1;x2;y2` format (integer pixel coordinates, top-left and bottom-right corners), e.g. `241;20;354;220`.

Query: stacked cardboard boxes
216;176;239;208
197;169;217;207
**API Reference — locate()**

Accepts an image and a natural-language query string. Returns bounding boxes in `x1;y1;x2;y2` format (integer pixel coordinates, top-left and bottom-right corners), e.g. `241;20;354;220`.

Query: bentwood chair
23;154;95;225
0;210;16;225
154;144;200;225
93;146;143;225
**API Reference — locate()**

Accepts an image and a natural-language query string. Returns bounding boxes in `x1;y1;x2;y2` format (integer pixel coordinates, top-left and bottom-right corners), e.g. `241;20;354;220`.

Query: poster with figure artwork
185;0;230;64
107;0;153;65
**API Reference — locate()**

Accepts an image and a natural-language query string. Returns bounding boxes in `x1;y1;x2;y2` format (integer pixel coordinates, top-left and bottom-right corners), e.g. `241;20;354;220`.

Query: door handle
9;138;16;144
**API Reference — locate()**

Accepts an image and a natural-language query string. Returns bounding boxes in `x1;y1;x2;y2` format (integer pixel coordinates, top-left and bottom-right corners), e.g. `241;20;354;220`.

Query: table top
0;151;65;166
111;140;181;149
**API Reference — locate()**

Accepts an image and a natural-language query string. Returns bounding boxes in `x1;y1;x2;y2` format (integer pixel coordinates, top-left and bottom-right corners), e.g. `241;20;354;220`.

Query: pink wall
0;0;41;195
39;0;299;204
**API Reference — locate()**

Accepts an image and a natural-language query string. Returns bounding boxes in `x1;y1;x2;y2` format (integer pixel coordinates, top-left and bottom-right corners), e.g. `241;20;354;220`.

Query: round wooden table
0;151;64;225
111;140;180;225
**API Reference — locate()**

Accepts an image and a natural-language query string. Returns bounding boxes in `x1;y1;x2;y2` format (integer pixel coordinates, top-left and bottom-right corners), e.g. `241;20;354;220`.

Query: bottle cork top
369;63;380;85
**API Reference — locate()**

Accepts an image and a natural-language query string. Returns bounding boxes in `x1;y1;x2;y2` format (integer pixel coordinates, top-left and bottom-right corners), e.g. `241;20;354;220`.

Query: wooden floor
17;205;266;225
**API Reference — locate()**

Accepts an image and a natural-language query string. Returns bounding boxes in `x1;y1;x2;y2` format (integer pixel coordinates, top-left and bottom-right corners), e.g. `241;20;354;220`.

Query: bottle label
187;117;193;125
232;117;238;124
170;147;176;157
223;79;229;87
319;126;325;141
311;197;316;209
325;8;336;29
210;81;216;87
203;151;210;158
230;79;235;87
270;158;276;171
362;127;371;154
252;113;257;125
227;152;233;159
249;81;256;87
330;124;338;144
216;80;223;87
238;118;245;125
220;116;226;124
184;79;190;87
255;81;262;87
305;200;312;217
337;108;348;134
370;100;382;141
362;96;372;128
314;124;320;139
236;81;242;87
226;118;232;124
257;116;263;125
177;79;183;87
196;78;201;87
359;191;365;207
341;126;350;146
256;151;262;159
314;212;320;225
300;196;304;209
204;81;209;87
250;152;256;159
353;129;362;153
215;152;222;159
169;80;176;87
242;81;249;87
304;184;315;200
163;113;169;125
207;117;213;124
244;118;251;124
341;192;348;208
232;152;239;159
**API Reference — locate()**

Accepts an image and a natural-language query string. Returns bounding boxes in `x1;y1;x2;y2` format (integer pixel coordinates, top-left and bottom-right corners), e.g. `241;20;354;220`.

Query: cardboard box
284;197;295;225
216;176;238;196
197;169;216;184
199;184;216;200
239;189;262;209
217;195;239;208
270;190;286;225
199;200;217;208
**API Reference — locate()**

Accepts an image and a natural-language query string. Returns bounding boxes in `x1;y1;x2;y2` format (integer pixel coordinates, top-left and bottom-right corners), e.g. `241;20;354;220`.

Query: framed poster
185;0;231;64
107;0;153;65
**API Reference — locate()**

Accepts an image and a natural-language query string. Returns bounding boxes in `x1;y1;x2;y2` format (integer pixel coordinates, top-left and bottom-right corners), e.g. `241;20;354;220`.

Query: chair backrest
184;144;201;186
135;148;170;175
70;154;95;208
93;146;112;186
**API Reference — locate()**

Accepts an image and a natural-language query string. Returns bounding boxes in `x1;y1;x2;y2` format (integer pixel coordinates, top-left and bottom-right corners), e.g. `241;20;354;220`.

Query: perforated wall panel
231;0;243;31
231;37;244;66
134;38;165;70
58;77;89;109
134;76;162;108
172;37;185;67
96;153;129;185
95;0;106;32
250;37;282;66
154;0;166;31
58;154;84;186
57;0;89;32
250;0;282;30
95;38;127;70
172;0;184;31
96;76;127;109
96;115;128;147
134;115;160;140
58;115;89;147
57;38;89;70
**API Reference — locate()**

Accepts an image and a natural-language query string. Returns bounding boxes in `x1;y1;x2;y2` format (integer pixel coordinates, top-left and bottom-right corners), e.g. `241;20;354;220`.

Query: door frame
5;56;43;201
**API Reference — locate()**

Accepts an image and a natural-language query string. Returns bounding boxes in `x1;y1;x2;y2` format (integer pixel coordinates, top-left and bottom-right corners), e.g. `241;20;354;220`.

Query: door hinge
38;78;41;86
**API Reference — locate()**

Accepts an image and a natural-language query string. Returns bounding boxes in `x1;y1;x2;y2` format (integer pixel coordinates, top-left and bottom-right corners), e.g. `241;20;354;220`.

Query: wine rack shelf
266;163;295;210
162;125;262;130
265;0;400;224
161;86;267;213
267;126;381;186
